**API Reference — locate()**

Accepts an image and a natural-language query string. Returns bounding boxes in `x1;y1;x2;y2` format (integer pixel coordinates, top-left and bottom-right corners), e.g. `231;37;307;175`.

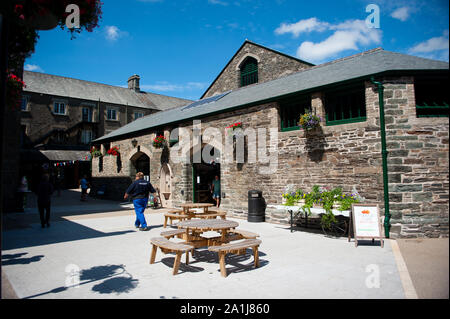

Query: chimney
127;74;140;92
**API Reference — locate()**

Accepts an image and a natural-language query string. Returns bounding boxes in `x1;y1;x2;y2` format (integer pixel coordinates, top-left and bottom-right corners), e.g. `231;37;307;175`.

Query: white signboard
350;204;384;248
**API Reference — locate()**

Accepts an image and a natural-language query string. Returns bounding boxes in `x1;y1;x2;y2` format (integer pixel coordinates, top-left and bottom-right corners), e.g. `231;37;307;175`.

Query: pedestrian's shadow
2;252;44;265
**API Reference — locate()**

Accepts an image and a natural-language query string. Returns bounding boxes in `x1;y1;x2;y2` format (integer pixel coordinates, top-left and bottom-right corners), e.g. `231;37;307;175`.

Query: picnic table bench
208;239;262;277
150;237;194;275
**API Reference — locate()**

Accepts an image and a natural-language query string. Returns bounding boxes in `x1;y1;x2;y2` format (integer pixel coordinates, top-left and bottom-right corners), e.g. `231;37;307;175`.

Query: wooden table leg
173;252;182;275
150;245;157;264
219;252;227;277
252;246;259;268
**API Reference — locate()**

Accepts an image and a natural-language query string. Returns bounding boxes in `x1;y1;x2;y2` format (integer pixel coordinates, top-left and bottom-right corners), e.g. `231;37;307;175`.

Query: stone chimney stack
128;74;140;92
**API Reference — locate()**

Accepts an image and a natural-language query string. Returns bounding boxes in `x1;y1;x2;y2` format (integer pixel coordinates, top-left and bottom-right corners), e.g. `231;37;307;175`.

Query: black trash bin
248;190;266;222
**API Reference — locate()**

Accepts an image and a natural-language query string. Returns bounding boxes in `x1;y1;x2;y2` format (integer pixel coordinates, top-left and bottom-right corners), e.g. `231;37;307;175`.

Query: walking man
37;174;54;228
79;175;89;201
124;172;156;231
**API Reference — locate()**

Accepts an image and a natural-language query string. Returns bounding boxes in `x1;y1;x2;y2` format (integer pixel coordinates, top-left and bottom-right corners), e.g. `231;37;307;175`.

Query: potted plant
298;110;321;131
153;135;166;149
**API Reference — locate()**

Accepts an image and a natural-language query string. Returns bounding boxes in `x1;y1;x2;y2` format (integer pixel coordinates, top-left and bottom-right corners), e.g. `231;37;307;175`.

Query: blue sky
24;0;449;101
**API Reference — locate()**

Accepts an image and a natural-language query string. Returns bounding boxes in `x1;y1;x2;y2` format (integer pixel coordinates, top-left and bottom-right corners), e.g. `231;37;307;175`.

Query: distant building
88;40;447;238
19;72;191;191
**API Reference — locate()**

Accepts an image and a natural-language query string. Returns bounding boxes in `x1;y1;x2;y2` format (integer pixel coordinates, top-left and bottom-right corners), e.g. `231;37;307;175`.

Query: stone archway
128;146;152;181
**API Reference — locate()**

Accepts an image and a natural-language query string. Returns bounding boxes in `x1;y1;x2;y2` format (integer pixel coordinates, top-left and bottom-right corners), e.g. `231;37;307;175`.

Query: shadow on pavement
23;264;138;299
157;248;268;276
2;219;135;250
2;252;44;266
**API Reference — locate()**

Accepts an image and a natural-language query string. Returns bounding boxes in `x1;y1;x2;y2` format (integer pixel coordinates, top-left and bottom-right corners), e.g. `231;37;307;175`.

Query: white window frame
53;100;67;115
106;107;118;121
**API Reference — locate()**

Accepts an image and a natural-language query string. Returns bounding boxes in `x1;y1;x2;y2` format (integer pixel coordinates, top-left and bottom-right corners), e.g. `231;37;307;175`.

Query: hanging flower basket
225;122;243;136
6;72;26;110
90;146;102;158
107;146;119;156
153;135;166;149
299;111;321;131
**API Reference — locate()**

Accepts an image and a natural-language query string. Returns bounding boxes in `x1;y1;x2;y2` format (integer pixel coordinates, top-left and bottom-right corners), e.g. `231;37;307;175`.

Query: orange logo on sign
361;210;370;215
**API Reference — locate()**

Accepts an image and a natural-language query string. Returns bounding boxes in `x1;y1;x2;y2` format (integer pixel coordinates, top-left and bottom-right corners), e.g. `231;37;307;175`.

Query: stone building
19;71;191;191
92;41;449;238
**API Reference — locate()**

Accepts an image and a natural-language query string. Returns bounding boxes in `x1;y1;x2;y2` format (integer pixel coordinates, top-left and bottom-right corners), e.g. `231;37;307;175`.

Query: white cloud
275;17;329;37
391;7;410;21
141;81;208;92
105;25;128;41
409;32;449;53
408;31;449;62
24;64;44;72
276;18;382;63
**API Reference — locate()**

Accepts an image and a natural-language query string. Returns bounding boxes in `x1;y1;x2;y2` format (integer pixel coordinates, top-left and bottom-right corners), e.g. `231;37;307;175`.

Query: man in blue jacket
124;172;156;231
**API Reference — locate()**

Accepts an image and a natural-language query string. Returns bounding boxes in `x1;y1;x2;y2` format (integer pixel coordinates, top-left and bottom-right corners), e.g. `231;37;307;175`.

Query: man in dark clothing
124;172;156;231
37;174;54;228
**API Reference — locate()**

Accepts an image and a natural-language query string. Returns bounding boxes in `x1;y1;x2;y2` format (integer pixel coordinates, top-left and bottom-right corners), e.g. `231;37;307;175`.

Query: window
21;96;29;111
81;130;92;144
415;75;449;118
324;83;366;126
240;57;258;87
107;108;117;120
53;102;66;115
134;112;144;120
82;107;93;122
279;93;311;131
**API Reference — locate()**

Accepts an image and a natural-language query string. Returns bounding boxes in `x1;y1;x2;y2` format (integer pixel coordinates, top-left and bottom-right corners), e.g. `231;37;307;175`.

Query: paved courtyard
1;190;447;299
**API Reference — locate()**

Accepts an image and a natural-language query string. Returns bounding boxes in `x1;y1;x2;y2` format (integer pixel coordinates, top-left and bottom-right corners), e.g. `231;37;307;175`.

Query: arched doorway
130;151;150;181
191;145;221;203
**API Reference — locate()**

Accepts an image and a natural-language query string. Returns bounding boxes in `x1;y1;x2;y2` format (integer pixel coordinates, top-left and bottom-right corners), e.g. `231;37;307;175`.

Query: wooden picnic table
177;219;239;248
179;203;214;214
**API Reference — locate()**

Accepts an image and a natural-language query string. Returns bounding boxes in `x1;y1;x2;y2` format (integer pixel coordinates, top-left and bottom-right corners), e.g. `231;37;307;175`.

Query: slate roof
93;48;449;143
23;71;192;111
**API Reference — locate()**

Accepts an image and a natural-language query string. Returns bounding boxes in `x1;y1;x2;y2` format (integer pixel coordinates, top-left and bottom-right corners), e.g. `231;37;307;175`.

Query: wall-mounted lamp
131;139;138;148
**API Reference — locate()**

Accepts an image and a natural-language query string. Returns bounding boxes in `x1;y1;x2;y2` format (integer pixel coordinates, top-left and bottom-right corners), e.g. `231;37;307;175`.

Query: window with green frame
324;83;366;126
414;75;449;118
279;93;311;131
240;57;258;87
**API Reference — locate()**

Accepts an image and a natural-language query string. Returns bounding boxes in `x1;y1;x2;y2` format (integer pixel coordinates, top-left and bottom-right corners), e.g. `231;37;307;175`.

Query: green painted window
240;57;258;87
324;84;366;126
279;93;311;131
415;75;449;118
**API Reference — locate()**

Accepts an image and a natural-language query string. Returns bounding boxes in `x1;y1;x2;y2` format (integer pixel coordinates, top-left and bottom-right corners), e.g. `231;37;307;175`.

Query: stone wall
379;77;449;238
203;41;312;98
20;92;155;144
91;76;449;238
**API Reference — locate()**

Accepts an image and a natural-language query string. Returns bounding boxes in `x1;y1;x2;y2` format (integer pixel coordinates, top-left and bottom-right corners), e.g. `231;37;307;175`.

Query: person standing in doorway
124;172;156;231
79;175;89;201
37;174;54;228
211;175;221;208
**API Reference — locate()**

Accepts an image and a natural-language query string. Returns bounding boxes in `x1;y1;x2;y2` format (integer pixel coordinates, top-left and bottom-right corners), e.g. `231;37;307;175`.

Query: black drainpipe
370;76;391;238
